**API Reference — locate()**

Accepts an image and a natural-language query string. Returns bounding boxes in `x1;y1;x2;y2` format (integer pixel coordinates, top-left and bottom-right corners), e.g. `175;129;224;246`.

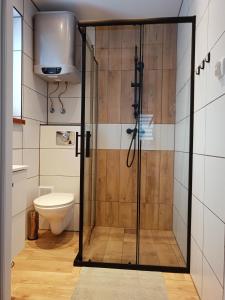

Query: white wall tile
191;196;204;250
23;149;39;178
66;203;79;231
13;149;23;165
13;124;23;149
26;176;39;208
205;95;225;157
205;156;225;222
40;149;80;177
23;118;40;149
193;108;205;155
174;180;188;225
174;151;189;188
48;98;81;124
23;86;47;122
176;81;190;123
40;176;80;203
191;237;203;298
208;0;225;50
48;82;81;98
202;258;223;300
175;117;190;152
23;54;47;96
206;32;225;105
23;21;33;59
176;47;191;94
40;125;80;149
23;0;37;28
195;9;208;67
189;0;209;26
192;154;205;202
98;124;121;150
203;207;225;285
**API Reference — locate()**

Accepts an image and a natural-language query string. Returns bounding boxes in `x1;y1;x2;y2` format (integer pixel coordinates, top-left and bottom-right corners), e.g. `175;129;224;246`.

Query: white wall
180;1;225;299
39;125;80;231
12;0;48;236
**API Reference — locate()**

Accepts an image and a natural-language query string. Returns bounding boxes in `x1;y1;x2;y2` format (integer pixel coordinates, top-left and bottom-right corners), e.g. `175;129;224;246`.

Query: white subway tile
205;156;225;222
191;196;204;250
203;207;225;285
23;149;39;178
202;258;223;300
40;176;80;203
205;95;225;157
190;237;203;298
40;149;80;177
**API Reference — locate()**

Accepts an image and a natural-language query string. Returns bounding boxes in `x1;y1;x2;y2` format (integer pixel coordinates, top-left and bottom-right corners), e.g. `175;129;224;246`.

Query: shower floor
83;226;186;267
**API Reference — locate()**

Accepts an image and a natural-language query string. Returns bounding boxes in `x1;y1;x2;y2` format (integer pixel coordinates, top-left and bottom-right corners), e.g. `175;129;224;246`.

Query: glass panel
83;25;142;264
82;42;97;254
139;23;192;267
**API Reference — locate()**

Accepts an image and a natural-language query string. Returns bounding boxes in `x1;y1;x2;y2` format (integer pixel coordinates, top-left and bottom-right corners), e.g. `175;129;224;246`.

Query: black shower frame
74;16;196;274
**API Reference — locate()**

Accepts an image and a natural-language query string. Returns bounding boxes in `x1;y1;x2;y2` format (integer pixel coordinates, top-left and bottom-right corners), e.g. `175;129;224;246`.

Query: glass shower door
138;23;192;268
81;40;98;257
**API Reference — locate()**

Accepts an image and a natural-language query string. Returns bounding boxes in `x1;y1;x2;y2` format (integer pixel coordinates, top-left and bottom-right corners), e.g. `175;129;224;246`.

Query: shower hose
126;121;138;168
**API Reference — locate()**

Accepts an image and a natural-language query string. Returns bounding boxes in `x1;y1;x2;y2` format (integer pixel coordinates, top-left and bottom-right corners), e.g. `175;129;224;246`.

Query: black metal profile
186;15;196;273
76;27;86;262
78;16;195;27
74;16;196;274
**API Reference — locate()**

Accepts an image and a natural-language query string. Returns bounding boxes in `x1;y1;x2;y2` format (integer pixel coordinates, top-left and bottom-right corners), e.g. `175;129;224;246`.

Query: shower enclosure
75;16;196;272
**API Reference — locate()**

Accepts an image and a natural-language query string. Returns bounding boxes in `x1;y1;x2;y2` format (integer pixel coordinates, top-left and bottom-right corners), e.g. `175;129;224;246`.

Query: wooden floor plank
12;229;199;300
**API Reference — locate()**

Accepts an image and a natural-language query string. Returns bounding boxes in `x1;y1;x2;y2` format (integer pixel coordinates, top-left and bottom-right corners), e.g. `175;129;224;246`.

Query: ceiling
33;0;183;22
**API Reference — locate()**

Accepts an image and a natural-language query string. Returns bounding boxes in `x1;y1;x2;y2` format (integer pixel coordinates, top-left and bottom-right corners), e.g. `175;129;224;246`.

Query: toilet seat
34;193;74;208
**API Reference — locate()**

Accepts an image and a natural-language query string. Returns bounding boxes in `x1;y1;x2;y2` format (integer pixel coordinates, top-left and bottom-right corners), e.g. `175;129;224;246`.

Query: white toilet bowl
33;193;75;235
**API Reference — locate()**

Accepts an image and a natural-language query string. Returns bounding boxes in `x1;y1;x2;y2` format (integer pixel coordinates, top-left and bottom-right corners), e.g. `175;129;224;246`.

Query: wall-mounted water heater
34;11;81;83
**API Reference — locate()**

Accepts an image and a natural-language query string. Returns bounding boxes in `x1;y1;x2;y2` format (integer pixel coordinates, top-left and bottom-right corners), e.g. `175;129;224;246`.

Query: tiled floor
11;230;198;300
83;226;186;267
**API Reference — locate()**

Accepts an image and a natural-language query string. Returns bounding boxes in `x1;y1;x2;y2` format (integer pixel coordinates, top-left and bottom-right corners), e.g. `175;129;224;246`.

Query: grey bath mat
71;267;168;300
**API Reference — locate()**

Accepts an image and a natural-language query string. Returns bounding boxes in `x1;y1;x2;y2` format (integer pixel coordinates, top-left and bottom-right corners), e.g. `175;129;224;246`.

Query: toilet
33;193;75;235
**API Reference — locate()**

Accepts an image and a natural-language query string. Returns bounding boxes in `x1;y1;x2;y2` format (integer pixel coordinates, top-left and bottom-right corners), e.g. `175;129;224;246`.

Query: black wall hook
195;66;200;75
205;52;211;63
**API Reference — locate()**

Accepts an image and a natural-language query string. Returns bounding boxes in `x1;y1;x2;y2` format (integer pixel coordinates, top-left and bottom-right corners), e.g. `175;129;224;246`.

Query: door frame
0;0;13;299
75;16;196;274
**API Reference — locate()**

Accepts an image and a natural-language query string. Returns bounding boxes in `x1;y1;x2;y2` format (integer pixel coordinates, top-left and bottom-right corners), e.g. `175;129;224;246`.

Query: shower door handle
86;131;91;158
75;131;81;157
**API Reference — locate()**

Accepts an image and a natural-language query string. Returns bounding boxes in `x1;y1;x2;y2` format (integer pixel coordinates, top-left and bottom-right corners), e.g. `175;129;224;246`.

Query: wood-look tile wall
95;25;177;230
96;150;174;230
96;24;177;124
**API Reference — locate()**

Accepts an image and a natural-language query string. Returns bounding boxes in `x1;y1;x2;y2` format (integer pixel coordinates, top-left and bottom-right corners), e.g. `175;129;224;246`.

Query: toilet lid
34;193;74;208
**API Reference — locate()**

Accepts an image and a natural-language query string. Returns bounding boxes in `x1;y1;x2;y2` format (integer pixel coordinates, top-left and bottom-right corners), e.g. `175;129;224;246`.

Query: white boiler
34;11;81;83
